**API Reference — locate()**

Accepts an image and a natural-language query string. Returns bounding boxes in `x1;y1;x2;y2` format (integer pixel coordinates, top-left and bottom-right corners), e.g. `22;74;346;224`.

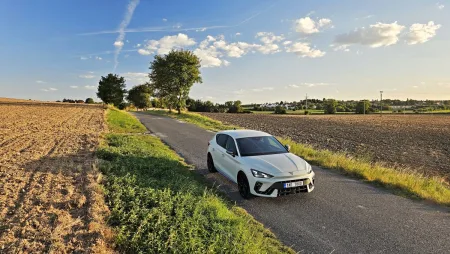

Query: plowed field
200;113;450;182
0;99;112;253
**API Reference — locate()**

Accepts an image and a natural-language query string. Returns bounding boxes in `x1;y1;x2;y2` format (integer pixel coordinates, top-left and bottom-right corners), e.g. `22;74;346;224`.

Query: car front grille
254;178;312;196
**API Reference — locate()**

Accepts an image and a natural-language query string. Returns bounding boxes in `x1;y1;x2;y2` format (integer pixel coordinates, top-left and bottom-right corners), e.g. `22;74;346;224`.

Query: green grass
98;109;294;253
147;110;450;207
106;108;148;133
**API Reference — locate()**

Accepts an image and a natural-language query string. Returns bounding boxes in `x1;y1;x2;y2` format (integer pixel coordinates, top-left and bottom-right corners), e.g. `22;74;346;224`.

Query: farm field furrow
200;113;450;182
0;100;111;253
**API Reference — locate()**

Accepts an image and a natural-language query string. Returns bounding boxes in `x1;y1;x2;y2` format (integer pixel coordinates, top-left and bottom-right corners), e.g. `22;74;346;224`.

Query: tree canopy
355;100;371;114
149;50;202;113
97;73;127;106
324;99;337;114
85;98;95;104
127;84;153;109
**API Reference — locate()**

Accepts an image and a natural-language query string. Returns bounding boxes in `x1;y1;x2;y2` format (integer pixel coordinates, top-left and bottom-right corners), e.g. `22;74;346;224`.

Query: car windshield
236;136;287;157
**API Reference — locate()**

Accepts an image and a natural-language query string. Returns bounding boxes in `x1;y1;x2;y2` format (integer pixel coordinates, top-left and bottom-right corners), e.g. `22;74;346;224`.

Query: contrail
114;0;140;71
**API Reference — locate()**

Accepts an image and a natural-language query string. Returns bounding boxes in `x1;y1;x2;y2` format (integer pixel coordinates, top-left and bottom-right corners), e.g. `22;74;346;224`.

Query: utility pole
363;100;365;115
380;91;383;116
305;93;308;110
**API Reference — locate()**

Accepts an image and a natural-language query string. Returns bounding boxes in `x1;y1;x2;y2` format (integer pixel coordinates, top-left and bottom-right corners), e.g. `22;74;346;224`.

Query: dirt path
0;100;113;253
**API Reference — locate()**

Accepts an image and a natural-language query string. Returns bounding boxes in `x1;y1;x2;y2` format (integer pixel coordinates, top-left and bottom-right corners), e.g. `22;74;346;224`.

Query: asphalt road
134;112;450;254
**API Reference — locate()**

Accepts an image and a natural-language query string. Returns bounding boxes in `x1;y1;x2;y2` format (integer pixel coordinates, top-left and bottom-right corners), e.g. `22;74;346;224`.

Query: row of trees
96;50;202;113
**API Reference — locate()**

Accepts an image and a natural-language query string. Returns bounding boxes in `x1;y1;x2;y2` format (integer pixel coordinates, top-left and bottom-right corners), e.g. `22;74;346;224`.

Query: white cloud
286;42;326;58
223;60;230;66
334;22;405;48
173;23;182;29
138;49;151;55
41;87;58;92
84;85;96;90
122;72;148;84
236;32;241;36
79;74;95;79
255;32;285;54
114;41;124;47
283;41;292;45
162;18;168;22
251;87;274;92
141;33;196;55
196;27;207;32
412;85;419;88
256;32;284;44
288;83;330;88
135;43;141;47
114;0;140;70
95;56;102;60
36;80;46;84
405;21;441;45
193;46;223;68
70;86;79;89
294;17;332;34
80;56;89;60
437;3;444;10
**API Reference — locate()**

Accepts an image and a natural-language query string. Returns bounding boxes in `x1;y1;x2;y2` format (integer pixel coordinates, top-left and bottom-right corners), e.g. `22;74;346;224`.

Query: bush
85;98;95;104
304;110;310;115
117;102;129;110
274;106;287;114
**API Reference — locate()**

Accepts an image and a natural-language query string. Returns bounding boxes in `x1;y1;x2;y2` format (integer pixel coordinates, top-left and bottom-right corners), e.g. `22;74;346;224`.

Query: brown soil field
201;113;450;182
0;99;113;253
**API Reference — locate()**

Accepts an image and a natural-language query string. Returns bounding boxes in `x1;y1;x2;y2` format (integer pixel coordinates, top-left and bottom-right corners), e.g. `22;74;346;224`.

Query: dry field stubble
201;113;450;182
0;99;113;253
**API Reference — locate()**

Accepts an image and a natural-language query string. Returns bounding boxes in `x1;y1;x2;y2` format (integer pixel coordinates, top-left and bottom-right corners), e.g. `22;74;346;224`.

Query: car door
212;134;228;171
222;136;240;183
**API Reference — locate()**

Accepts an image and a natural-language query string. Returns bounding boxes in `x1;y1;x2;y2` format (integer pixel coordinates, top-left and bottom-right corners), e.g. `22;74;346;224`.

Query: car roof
217;129;272;139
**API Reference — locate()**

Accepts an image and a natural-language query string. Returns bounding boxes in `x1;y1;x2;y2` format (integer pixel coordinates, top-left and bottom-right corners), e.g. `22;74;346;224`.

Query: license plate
284;181;303;188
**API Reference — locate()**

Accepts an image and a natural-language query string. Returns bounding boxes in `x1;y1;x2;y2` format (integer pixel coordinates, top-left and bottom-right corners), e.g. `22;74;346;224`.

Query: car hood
241;153;310;177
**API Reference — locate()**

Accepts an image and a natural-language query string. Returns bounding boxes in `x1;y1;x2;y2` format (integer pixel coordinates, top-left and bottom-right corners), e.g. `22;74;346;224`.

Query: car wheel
238;173;252;199
207;154;217;172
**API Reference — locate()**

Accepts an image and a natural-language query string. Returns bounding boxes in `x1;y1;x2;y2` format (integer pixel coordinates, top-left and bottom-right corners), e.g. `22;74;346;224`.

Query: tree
228;100;243;113
96;73;127;106
85;98;94;104
324;99;337;114
274;105;287;114
126;84;153;110
149;50;202;114
355;100;371;114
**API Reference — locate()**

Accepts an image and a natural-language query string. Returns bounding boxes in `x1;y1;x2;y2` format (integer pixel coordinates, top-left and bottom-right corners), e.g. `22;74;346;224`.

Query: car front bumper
249;171;315;197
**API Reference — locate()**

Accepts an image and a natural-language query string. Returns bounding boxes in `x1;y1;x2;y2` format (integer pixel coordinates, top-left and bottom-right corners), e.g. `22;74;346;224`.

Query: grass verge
145;110;450;207
98;109;294;253
106;107;148;133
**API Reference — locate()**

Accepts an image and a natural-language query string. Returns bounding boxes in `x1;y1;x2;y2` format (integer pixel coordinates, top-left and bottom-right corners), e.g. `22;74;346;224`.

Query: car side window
216;134;228;149
225;136;238;155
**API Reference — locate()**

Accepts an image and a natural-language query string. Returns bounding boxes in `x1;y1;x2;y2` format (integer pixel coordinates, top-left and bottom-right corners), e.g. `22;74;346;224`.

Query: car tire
207;153;217;172
238;173;253;199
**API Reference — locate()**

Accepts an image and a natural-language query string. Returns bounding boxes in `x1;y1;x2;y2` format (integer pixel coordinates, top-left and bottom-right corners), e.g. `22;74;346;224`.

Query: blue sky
1;0;449;103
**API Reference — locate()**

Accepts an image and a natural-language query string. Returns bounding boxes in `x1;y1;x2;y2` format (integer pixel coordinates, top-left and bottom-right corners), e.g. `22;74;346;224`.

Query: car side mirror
226;150;236;157
285;144;291;152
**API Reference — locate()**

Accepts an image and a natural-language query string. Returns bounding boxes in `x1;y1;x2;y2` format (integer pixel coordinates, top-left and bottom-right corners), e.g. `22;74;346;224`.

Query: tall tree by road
97;73;127;106
127;84;153;110
149;50;202;114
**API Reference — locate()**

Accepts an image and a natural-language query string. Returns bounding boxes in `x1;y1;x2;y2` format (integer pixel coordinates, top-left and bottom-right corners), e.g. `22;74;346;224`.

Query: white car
207;130;315;199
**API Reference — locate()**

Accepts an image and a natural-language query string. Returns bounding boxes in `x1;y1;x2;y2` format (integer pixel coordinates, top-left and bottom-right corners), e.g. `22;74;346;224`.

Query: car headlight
251;169;273;178
306;163;313;174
